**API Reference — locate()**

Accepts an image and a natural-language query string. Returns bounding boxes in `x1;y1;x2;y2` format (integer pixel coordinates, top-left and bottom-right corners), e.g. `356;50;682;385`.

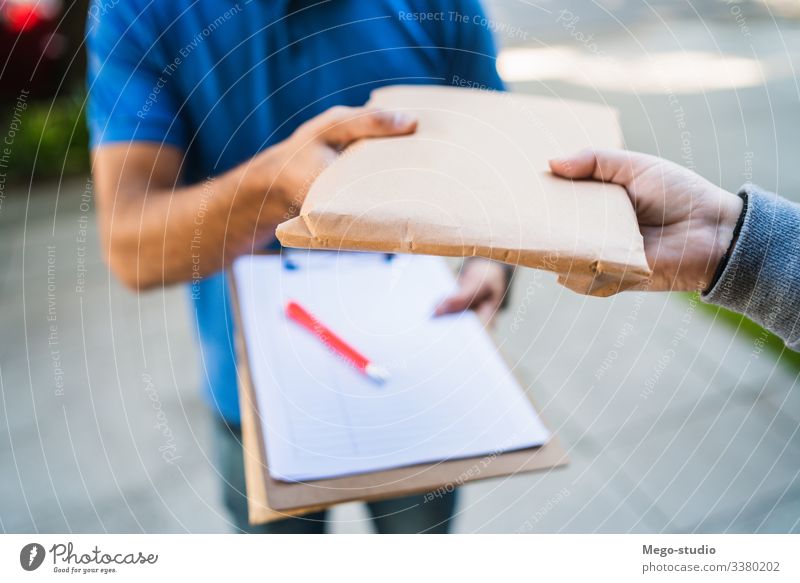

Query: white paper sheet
233;252;550;482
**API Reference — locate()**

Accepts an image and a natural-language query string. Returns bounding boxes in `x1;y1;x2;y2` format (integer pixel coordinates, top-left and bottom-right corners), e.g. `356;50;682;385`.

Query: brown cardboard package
277;85;651;296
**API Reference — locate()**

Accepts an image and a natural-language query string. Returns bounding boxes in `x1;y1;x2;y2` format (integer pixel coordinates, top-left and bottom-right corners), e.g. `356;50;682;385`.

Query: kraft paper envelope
277;85;651;297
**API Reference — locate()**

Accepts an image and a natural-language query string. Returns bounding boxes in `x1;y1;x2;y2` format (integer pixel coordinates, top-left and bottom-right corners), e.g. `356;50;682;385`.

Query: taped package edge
276;214;651;297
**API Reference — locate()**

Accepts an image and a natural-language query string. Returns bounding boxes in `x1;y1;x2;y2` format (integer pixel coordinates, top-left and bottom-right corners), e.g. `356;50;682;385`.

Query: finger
548;148;642;187
315;106;417;149
434;277;496;316
433;289;474;316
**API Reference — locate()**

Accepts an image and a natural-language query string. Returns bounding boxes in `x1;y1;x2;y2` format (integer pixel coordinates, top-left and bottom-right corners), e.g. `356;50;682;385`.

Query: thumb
548;148;637;187
317;107;417;149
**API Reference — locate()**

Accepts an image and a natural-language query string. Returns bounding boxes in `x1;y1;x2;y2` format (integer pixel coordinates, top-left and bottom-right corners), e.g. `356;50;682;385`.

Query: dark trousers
213;418;457;533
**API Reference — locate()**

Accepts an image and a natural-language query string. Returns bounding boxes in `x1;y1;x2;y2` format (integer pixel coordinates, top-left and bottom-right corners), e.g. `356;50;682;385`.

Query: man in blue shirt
87;0;509;533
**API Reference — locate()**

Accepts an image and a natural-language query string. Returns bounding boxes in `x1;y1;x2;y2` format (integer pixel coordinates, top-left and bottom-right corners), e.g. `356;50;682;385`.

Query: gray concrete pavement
2;3;799;533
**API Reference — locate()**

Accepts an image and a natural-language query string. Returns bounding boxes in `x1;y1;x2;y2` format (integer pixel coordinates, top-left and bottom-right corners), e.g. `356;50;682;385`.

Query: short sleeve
85;2;186;149
443;0;505;91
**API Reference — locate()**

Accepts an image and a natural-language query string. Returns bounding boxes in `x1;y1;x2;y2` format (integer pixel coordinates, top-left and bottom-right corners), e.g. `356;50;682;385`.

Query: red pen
285;300;390;383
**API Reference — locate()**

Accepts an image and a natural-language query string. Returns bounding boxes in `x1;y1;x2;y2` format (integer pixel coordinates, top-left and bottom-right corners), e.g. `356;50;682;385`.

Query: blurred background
1;0;799;533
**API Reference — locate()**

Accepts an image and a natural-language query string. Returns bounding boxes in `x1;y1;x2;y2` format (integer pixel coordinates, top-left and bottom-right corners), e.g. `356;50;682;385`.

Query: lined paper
233;252;550;482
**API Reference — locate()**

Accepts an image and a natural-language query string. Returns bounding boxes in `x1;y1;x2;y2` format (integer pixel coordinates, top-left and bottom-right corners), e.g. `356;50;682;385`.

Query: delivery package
277;85;651;296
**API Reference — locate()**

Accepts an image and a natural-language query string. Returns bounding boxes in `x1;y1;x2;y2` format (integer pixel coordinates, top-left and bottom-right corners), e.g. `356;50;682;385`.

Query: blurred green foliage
4;94;90;183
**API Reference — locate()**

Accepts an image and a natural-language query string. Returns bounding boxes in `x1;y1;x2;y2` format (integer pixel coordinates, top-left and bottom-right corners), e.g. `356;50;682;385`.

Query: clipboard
228;254;568;525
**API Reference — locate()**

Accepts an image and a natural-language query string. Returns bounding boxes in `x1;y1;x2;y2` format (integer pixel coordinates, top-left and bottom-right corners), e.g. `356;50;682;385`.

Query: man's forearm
105;156;285;290
703;185;800;349
95;107;418;291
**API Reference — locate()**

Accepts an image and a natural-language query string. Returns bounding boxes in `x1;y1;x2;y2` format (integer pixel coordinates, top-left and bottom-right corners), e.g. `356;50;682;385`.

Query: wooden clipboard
228;258;568;525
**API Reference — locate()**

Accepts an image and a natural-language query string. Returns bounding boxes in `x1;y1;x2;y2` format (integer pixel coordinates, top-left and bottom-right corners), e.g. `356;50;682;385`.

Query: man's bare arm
91;106;417;290
92;142;281;289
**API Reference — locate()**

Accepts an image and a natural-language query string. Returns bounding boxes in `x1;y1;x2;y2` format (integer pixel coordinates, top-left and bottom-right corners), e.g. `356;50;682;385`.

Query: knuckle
326;105;353;122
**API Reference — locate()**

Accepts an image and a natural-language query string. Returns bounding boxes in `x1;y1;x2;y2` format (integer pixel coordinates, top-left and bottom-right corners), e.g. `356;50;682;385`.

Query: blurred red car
0;0;81;101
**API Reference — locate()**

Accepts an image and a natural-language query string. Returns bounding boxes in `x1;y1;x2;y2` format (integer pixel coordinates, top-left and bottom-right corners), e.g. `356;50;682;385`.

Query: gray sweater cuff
703;185;800;349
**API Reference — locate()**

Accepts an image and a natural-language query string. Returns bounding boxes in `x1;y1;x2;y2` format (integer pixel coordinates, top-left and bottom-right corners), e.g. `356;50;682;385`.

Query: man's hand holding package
93;106;417;290
259;107;419;209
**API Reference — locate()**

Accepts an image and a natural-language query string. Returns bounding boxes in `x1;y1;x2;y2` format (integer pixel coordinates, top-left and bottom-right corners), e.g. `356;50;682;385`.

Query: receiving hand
434;258;510;326
549;149;744;292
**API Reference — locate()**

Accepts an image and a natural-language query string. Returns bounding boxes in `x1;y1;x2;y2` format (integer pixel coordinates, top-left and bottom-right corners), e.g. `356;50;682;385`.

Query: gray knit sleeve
703;185;800;350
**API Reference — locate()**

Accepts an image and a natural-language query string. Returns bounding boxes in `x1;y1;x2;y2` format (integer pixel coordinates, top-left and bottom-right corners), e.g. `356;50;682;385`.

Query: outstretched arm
93;107;417;290
551;149;800;349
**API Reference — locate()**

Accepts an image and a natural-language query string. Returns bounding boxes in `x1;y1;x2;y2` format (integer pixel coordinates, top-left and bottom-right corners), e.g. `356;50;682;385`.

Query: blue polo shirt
86;0;504;424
